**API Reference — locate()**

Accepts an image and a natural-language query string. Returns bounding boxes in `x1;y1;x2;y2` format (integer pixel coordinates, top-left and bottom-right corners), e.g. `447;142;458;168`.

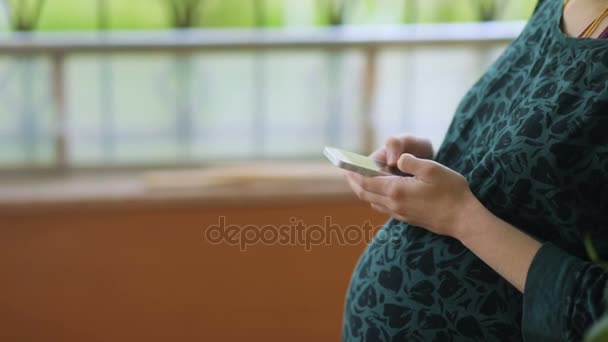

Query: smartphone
324;146;412;177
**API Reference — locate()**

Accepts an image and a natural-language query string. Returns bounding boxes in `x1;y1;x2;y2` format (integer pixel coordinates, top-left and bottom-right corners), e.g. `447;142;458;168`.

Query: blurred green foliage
1;0;537;31
6;0;46;30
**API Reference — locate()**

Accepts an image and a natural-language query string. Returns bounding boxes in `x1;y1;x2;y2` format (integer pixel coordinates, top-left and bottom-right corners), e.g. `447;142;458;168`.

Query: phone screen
340;150;385;172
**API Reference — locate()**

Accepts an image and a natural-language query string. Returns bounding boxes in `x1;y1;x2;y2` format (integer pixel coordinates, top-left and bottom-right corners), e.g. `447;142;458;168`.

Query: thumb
397;154;434;180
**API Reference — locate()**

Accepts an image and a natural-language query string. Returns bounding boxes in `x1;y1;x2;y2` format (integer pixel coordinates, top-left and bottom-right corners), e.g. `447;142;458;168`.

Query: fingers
345;172;392;206
348;172;398;196
385;137;401;165
370;148;387;164
345;172;414;223
385;134;418;165
397;153;439;182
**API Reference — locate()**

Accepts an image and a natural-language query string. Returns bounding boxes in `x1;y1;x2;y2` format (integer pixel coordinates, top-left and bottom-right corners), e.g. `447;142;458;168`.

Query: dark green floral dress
342;0;608;341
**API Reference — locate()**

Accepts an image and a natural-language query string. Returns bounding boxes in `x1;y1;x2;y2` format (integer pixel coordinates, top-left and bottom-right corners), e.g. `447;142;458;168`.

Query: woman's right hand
371;134;434;166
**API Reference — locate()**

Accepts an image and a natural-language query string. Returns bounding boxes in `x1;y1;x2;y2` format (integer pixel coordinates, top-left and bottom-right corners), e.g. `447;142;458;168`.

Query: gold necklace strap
564;0;608;38
581;7;608;37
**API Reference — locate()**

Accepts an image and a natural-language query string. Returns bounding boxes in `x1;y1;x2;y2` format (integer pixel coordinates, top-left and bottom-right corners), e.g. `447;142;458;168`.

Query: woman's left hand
344;153;479;240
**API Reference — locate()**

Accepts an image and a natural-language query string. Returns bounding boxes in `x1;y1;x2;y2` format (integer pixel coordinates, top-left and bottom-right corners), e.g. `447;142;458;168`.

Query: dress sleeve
522;242;608;341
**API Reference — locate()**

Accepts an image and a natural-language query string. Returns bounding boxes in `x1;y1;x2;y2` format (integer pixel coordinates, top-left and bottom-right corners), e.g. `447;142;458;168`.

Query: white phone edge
323;147;390;177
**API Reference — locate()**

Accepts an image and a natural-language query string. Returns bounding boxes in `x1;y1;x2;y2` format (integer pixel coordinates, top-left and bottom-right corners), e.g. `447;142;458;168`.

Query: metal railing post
360;47;377;155
51;52;68;170
252;0;268;158
17;54;37;164
175;50;195;159
252;50;267;158
325;48;344;146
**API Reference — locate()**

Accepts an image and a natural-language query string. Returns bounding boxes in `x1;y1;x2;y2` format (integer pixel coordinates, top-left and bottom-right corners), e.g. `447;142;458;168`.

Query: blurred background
0;1;535;341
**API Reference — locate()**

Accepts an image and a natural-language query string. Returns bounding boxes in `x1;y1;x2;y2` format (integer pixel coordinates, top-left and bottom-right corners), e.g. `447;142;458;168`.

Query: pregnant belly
342;220;523;342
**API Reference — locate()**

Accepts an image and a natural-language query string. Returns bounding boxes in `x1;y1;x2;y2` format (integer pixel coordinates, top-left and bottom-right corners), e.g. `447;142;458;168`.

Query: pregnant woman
342;0;608;340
